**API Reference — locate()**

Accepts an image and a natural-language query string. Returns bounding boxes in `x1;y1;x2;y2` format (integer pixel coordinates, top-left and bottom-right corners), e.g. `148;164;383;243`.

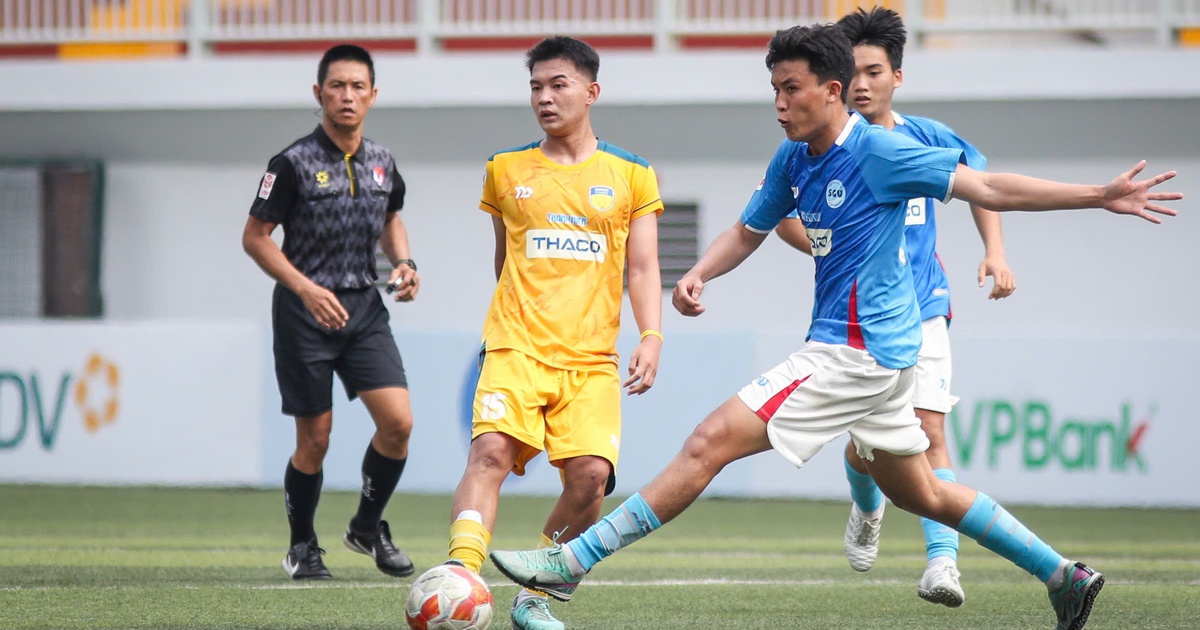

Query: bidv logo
825;180;846;208
948;399;1152;473
0;353;121;451
526;229;607;263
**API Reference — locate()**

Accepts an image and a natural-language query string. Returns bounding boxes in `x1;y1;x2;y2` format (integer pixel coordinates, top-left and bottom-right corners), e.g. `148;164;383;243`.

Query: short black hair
765;24;855;104
318;44;375;87
525;36;600;81
837;7;907;71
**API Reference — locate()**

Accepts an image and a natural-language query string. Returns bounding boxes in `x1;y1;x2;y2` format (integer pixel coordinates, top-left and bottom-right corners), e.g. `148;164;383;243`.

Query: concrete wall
2;98;1197;339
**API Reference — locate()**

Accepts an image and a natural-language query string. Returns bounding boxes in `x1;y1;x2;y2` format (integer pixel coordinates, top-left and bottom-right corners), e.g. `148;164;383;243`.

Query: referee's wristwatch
392;258;417;272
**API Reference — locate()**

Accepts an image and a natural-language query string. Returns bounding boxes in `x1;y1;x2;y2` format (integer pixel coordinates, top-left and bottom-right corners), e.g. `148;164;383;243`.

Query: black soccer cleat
282;539;333;580
343;519;415;578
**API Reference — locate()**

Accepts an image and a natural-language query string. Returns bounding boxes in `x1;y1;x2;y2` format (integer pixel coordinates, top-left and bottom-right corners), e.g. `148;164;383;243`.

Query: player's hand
1101;160;1182;224
672;275;706;317
623;336;661;396
977;254;1015;300
299;283;349;330
386;266;419;303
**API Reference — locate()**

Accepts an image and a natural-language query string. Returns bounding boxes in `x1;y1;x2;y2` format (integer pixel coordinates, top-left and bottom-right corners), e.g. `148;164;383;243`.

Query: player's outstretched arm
1100;161;1182;222
672;220;768;317
951;161;1181;222
969;204;1015;300
625;213;663;396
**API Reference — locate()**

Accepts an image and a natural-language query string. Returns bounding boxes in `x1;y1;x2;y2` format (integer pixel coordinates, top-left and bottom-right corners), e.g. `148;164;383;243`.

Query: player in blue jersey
489;23;1179;630
774;7;1014;607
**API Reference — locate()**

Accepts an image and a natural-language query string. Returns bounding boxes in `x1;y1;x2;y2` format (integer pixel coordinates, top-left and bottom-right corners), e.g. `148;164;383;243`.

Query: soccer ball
405;563;494;630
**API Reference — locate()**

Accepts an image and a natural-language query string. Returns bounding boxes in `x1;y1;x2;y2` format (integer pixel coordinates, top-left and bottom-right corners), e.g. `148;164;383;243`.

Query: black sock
350;443;406;532
284;460;322;546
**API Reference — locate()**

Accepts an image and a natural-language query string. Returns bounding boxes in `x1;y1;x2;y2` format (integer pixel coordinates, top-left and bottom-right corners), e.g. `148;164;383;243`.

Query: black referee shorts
271;284;407;417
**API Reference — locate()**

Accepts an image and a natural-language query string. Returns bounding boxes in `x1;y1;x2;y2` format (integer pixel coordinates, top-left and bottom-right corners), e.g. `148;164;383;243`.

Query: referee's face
315;60;378;131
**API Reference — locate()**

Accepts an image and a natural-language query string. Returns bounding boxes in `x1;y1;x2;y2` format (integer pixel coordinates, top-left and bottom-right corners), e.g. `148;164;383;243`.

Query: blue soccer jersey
743;114;965;369
891;113;988;321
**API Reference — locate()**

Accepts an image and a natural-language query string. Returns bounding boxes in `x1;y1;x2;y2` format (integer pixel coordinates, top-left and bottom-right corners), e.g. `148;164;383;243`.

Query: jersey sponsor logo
806;228;833;257
933;288;949;296
589;186;614;212
799;210;822;224
258;172;276;200
526;229;607;262
373;166;386;186
825;180;846;208
905;197;927;225
514;186;534;199
315;170;331;189
755;178;765;191
547;213;588;226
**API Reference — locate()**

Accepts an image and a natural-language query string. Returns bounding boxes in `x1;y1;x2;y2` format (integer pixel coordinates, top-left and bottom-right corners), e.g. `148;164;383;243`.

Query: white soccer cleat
843;503;883;572
918;559;965;608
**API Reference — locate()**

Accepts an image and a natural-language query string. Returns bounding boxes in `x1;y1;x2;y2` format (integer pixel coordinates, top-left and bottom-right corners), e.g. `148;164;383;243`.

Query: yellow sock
448;518;491;573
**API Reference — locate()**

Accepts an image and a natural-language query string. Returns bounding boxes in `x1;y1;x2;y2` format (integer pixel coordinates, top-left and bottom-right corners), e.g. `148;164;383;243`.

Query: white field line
3;577;1199;591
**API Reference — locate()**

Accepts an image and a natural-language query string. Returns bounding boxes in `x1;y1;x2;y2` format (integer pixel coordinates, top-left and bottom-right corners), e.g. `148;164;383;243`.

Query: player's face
314;60;377;130
771;59;844;148
849;44;901;123
529;58;598;137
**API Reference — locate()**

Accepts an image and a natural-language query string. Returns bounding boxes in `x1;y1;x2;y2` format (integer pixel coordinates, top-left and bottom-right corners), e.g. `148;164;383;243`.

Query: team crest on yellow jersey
589;186;614;212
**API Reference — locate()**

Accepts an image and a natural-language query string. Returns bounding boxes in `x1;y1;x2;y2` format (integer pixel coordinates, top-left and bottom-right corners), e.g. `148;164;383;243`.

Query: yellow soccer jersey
479;140;663;369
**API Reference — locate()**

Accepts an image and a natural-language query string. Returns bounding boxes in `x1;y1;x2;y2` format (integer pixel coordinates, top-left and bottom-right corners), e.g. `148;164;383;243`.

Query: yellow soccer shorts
473;349;621;477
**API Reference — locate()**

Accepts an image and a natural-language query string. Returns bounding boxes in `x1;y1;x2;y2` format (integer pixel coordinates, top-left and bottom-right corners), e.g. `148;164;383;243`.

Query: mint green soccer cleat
490;546;584;603
510;595;565;630
1049;562;1104;630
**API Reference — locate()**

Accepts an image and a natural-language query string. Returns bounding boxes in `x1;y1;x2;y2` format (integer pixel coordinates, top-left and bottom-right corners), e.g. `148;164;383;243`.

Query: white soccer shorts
736;341;929;468
912;316;958;414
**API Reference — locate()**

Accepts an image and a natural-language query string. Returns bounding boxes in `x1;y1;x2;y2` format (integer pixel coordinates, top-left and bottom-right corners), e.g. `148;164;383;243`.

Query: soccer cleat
343;520;415;578
489;545;584;603
917;560;965;608
844;503;884;572
510;595;565;630
282;539;332;580
1049;562;1105;630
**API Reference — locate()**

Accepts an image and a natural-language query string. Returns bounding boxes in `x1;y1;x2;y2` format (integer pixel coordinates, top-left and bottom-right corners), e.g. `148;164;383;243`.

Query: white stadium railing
2;0;1200;54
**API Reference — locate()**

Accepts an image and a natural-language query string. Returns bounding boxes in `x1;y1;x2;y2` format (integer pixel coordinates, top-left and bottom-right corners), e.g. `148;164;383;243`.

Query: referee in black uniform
242;44;418;580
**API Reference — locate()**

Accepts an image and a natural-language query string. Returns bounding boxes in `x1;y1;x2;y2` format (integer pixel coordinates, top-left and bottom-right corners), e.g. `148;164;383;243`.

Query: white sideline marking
4;577;1198;591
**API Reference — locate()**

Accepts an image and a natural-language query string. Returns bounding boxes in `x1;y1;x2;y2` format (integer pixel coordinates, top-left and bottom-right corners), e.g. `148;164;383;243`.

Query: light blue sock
922;469;960;562
566;493;662;571
956;491;1063;581
844;454;883;513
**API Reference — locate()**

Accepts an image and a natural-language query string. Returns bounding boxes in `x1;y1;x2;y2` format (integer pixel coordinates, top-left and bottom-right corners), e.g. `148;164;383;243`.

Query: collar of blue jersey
312;125;368;163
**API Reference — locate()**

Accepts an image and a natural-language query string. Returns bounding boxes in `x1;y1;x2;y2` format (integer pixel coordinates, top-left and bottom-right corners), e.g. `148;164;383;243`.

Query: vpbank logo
0;353;121;451
948;399;1151;473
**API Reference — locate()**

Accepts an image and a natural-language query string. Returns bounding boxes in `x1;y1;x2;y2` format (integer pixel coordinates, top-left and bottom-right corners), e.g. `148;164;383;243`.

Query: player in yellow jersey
444;36;664;630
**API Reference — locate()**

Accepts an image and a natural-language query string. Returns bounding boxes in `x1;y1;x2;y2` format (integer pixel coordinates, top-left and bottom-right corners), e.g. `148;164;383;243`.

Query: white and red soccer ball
405;564;494;630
